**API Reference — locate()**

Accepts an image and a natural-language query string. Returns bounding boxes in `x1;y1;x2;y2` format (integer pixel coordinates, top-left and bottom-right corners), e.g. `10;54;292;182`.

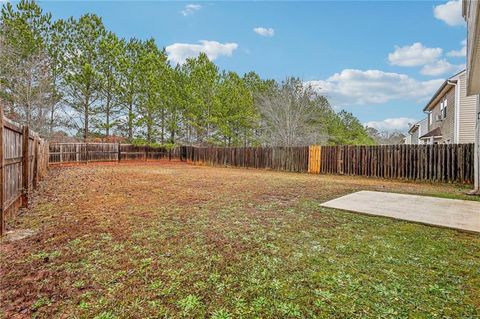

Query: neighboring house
420;70;477;144
403;135;412;145
405;118;428;144
463;0;480;193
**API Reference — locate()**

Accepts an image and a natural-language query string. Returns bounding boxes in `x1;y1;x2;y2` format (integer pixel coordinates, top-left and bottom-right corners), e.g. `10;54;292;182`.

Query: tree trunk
147;123;152;143
106;92;111;137
106;111;110;137
161;108;165;144
84;100;89;142
49;104;55;135
128;102;134;140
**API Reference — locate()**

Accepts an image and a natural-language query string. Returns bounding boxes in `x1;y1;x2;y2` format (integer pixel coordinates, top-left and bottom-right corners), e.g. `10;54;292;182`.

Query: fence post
118;143;121;162
21;126;30;208
0;107;4;235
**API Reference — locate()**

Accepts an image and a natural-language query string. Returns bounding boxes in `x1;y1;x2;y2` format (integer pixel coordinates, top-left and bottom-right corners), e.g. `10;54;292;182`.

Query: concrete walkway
321;191;480;233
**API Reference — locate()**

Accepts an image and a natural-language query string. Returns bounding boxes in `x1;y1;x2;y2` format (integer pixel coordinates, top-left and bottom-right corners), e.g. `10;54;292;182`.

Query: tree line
0;0;375;146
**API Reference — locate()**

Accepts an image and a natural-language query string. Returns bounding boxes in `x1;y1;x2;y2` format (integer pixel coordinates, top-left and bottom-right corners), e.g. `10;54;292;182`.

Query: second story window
440;98;448;119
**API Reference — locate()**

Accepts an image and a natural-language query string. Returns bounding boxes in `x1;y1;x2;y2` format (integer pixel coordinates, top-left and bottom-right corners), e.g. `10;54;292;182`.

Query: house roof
408;123;419;134
419;127;442;139
422;69;466;112
407;118;427;134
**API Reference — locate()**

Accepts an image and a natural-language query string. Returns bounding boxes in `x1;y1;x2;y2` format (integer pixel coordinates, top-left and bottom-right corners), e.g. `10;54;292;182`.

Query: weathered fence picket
186;146;309;172
1;111;49;235
49;143;181;164
47;142;475;188
316;144;475;184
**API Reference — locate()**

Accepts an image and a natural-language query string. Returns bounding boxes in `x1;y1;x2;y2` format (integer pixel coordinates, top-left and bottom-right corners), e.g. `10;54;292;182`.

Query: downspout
447;80;460;143
424;111;432;144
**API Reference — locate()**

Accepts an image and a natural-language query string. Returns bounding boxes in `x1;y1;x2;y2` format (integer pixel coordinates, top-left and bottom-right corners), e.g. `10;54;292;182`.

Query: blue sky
37;0;467;132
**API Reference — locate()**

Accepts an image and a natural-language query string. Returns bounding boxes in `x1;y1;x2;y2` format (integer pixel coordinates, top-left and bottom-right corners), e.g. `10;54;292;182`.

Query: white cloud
447;39;467;57
434;0;465;26
306;69;444;105
253;27;275;37
165;40;238;65
180;4;201;16
420;59;463;76
365;117;418;132
388;42;442;67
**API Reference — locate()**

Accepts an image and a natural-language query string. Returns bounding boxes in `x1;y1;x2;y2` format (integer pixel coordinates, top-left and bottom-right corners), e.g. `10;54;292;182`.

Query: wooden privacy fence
187;146;309;172
47;143;476;184
185;144;474;183
1;111;49;235
314;144;475;184
49;143;181;164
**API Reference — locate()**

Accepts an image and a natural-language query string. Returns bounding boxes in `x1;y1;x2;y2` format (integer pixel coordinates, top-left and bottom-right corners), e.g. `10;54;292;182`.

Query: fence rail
1;111;49;235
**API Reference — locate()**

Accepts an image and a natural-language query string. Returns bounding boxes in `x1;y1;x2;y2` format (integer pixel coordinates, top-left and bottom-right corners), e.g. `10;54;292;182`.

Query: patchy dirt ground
1;162;479;318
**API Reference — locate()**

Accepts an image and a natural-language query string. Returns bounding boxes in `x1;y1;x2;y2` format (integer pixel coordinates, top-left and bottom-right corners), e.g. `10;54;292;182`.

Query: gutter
448;79;461;143
423;80;449;112
423;70;466;112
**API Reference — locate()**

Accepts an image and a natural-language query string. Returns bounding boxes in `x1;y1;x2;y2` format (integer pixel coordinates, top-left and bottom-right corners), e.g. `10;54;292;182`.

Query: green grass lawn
1;162;479;318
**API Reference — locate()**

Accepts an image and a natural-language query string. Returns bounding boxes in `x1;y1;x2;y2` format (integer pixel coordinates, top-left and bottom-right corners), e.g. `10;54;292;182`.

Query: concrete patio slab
321;191;480;233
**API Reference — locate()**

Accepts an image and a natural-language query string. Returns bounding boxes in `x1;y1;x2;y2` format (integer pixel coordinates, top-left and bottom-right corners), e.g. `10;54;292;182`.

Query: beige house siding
404;135;412;144
428;86;456;143
411;129;419;144
464;0;480;95
463;0;480;191
458;73;478;143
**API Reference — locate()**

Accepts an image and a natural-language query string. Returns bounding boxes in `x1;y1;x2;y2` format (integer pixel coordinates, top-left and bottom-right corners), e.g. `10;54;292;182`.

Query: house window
443;98;448;118
440;98;448;119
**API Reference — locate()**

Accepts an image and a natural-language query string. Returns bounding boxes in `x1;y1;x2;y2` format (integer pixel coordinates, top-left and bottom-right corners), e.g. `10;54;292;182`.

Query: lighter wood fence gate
1;110;49;235
308;145;321;174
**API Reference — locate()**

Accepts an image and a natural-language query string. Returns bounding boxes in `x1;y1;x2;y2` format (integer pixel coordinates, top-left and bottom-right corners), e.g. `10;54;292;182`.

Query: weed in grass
73;280;86;289
178;294;203;315
29;250;61;262
211;308;233;319
276;302;302;318
78;301;89;310
31;297;51;311
93;311;117;319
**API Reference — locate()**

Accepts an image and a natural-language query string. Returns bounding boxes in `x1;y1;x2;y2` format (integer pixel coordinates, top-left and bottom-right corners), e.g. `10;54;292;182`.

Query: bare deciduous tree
257;77;329;146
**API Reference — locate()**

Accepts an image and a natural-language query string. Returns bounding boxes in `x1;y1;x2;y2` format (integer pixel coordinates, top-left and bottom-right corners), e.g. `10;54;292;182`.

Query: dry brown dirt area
1;161;479;318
